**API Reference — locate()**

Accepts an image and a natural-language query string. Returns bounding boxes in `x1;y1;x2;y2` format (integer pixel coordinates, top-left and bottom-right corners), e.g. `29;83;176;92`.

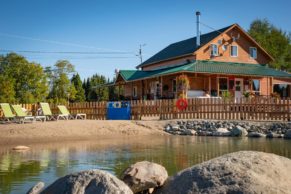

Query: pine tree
71;73;85;102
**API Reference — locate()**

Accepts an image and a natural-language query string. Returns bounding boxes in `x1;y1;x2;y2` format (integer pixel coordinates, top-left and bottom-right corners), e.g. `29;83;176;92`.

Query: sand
0;120;169;146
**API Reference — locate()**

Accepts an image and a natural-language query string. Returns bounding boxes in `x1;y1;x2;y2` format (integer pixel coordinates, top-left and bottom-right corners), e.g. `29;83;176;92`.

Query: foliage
248;19;291;71
0;53;48;103
71;73;85;102
0;74;15;103
47;60;76;103
85;74;109;101
221;91;233;100
177;75;190;90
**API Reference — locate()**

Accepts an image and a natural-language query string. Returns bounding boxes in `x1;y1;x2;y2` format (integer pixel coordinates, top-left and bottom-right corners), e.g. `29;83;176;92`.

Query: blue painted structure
107;101;131;120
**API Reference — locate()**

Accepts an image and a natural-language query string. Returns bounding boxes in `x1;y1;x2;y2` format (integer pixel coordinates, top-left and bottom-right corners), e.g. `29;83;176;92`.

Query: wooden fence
1;97;291;121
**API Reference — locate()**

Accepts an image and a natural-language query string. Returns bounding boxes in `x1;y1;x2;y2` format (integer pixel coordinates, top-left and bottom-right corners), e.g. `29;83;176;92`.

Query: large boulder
284;129;291;139
212;128;231;136
231;126;248;137
155;151;291;194
26;182;45;194
121;161;168;193
41;169;133;194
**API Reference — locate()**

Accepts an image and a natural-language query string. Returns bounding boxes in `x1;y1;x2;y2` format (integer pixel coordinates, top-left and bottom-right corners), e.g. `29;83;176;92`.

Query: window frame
210;44;219;57
249;47;257;59
251;79;260;95
230;45;238;57
218;77;229;96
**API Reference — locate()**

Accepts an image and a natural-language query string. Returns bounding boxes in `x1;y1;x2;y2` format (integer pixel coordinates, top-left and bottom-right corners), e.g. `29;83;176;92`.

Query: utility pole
137;44;146;64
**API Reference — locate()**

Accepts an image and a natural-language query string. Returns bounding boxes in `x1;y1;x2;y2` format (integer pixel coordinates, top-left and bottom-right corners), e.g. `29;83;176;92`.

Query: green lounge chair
57;105;86;120
40;103;56;121
11;105;35;124
0;103;16;123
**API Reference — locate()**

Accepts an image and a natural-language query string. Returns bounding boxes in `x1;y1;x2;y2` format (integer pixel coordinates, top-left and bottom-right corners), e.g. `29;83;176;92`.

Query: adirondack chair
57;105;86;120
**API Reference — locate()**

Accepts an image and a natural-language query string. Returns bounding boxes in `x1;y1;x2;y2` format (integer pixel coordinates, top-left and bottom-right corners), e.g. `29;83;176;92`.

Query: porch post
118;84;120;100
160;76;163;98
208;76;211;94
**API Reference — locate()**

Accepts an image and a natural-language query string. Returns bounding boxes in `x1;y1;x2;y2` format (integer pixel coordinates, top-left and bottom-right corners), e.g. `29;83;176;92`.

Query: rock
121;161;168;193
171;125;180;131
12;145;30;151
155;151;291;194
26;182;45;194
248;132;266;138
41;169;133;194
164;125;172;132
212;128;231;136
266;132;283;138
231;126;248;137
284;129;291;139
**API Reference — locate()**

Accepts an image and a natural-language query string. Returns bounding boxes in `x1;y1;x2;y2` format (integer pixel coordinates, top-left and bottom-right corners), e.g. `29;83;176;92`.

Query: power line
0;49;133;55
199;22;224;35
0;32;135;53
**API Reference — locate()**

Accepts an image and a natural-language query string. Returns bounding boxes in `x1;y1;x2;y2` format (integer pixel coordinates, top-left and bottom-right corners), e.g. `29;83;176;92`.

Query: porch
117;73;278;100
115;60;291;100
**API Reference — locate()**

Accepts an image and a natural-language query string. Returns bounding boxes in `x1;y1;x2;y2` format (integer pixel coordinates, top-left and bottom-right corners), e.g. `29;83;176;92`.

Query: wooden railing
1;97;290;121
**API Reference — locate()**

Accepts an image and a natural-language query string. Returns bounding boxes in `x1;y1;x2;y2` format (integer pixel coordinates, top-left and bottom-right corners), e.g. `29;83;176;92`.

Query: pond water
1;136;291;194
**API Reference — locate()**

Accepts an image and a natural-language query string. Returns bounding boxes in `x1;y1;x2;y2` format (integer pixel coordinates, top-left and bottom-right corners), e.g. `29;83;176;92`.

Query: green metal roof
137;25;233;68
119;60;291;82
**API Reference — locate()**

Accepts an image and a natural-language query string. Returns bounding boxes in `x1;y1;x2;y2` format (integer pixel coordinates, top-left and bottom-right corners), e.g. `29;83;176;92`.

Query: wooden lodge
114;23;291;100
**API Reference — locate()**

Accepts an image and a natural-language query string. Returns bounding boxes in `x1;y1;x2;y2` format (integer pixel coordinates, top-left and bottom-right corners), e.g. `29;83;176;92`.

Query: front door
235;78;243;100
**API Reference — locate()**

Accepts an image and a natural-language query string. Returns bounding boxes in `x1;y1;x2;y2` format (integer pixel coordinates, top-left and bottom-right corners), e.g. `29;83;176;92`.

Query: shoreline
0;120;168;146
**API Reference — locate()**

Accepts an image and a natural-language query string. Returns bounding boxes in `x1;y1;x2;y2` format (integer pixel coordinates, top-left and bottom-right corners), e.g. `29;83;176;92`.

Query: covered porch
115;60;291;100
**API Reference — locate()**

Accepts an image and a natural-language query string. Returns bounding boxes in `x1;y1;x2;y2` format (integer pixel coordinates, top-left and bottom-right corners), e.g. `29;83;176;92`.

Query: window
172;79;177;92
250;47;257;59
133;86;137;97
252;79;260;95
273;84;290;98
210;44;218;56
219;77;228;96
230;45;238;57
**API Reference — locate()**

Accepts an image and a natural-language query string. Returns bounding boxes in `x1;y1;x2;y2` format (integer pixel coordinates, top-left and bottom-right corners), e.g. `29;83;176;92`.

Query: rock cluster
27;151;291;194
164;120;291;138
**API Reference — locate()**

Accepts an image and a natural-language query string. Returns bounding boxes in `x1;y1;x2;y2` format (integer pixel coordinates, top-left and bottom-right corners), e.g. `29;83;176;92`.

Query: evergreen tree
249;19;291;71
71;73;85;102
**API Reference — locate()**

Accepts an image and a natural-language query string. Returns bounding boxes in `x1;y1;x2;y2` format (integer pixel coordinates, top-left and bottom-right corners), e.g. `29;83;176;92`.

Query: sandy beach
0;120;169;146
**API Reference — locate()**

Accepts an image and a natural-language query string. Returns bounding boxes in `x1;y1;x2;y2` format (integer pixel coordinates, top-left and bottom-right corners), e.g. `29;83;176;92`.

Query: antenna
136;44;146;64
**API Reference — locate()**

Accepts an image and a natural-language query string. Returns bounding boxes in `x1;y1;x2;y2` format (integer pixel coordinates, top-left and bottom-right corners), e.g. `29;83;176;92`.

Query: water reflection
0;136;291;194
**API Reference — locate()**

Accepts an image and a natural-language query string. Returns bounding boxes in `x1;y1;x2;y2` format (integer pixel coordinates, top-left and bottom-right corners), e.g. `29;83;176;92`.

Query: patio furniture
57;105;86;120
39;102;57;121
0;103;16;123
11;105;36;123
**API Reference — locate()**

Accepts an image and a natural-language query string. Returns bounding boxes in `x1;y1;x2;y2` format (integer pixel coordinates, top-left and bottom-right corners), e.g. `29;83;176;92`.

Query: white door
235;78;243;100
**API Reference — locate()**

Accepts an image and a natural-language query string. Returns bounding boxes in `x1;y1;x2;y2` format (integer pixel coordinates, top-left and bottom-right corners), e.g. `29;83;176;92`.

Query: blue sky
0;0;290;80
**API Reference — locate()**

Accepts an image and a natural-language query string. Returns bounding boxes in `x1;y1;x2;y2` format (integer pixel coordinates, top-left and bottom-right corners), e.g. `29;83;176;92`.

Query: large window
218;77;228;96
230;45;238;57
250;47;257;59
252;79;260;95
210;44;218;56
273;84;290;98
